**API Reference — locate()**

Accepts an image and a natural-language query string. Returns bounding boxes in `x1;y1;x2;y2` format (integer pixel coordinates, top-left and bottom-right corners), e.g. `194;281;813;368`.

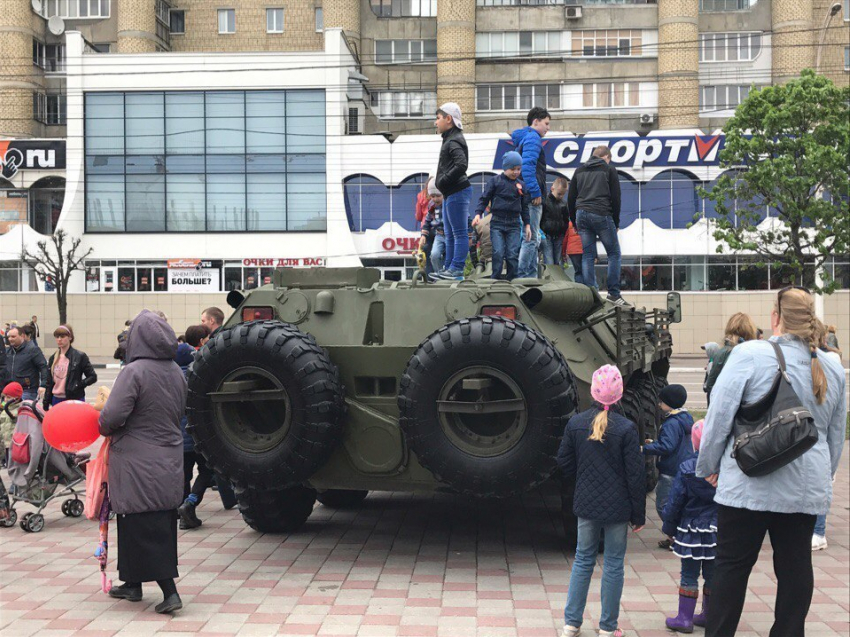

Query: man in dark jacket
540;176;569;267
567;145;624;305
511;106;551;279
433;102;472;280
4;326;48;401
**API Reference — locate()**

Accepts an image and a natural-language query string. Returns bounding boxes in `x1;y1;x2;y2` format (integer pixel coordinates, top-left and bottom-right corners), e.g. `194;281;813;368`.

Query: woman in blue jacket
696;288;846;637
557;365;645;637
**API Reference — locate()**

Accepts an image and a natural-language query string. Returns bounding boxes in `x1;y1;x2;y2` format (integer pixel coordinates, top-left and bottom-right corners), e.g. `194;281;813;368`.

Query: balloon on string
43;400;101;453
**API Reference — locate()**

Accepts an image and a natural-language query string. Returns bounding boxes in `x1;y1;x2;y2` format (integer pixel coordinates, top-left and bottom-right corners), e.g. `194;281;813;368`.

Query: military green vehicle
186;266;681;541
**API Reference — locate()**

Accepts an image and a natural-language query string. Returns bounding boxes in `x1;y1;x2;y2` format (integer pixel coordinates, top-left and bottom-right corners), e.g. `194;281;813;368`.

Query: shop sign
167;259;212;269
169;267;220;292
242;258;326;267
0;140;66;179
381;236;420;253
493;134;725;170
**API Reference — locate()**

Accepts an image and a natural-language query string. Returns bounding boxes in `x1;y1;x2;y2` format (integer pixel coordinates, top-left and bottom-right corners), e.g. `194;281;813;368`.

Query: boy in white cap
432;103;472;281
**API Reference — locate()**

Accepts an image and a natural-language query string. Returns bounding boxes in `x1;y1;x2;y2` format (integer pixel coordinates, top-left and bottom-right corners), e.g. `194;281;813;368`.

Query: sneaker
562;626;581;637
428;270;446;282
437;270;464;281
155;593;183;614
178;502;202;529
658;538;674;550
607;295;627;306
598;629;624;637
108;583;142;602
812;534;828;551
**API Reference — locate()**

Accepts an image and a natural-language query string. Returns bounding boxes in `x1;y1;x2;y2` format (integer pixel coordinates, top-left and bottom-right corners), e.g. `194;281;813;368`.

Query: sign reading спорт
493;134;724;170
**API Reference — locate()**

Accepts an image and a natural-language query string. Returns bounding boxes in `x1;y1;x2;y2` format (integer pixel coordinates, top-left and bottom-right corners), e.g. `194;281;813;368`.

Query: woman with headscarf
99;310;187;614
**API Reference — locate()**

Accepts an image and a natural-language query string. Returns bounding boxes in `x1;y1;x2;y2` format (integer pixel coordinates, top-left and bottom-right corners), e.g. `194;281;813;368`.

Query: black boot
155;594;183;614
178;501;202;529
109;582;142;602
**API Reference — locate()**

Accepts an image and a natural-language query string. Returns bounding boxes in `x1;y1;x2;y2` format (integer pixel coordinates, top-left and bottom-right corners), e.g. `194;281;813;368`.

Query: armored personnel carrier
186;266;681;539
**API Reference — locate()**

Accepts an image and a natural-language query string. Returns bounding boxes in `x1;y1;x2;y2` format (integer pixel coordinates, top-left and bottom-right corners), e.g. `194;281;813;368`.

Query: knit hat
660;384;687;410
701;342;719;359
590;365;623;410
502;151;522;170
427;177;440;196
2;382;23;400
438;102;463;130
691;419;705;451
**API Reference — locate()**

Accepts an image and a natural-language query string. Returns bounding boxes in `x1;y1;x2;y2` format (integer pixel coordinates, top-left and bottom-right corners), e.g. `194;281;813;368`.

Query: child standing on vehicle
420;179;445;275
644;384;694;549
472;151;532;281
661;420;717;633
557;365;646;637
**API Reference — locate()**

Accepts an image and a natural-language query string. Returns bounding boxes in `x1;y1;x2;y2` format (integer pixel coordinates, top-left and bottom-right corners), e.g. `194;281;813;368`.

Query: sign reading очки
493;134;724;170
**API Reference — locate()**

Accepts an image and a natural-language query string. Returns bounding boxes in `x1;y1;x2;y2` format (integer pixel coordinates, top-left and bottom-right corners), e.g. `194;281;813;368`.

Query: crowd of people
421;103;625;304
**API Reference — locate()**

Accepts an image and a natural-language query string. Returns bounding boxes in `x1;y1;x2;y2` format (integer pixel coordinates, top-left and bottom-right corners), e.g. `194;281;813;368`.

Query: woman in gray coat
99;310;187;614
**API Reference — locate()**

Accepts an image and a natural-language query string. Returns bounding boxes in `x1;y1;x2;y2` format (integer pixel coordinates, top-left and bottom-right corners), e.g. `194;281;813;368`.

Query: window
476;32;562;58
33;93;66;125
218;9;235;34
699;0;754;10
32;40;45;68
476;84;560;111
85;90;327;232
370;0;436;17
845;46;850;71
370;91;437;118
581;83;640;108
845;0;849;20
315;7;323;31
91;43;110;52
155;0;169;24
375;40;437;64
267;8;284;33
699;85;758;111
573;30;645;57
42;0;110;18
478;0;656;4
699;32;762;62
169;9;185;34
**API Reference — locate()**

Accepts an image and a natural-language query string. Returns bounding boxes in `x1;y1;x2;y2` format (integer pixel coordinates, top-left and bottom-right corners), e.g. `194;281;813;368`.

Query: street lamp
815;3;842;74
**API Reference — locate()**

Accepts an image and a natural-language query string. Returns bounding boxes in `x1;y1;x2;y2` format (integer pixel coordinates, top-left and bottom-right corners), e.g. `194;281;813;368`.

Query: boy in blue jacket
473;151;532;280
644;384;694;549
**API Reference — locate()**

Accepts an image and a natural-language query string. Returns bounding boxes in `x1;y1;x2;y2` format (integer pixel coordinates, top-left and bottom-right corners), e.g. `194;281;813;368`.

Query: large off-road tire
616;370;667;493
316;489;369;508
235;485;316;533
398;316;578;498
187;320;346;492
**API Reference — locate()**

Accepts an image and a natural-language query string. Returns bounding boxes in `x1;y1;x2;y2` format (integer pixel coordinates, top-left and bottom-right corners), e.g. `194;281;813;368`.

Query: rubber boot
693;587;709;627
665;589;698;633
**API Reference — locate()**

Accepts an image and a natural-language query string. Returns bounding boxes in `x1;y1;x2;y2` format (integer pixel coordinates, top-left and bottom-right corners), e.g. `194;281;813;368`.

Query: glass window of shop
84;90;327;233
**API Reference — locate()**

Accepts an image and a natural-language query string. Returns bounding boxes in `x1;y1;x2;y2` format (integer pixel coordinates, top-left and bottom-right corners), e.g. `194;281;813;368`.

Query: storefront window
737;257;768;290
137;267;152;291
708;256;736;290
28;176;65;235
673;256;706;291
0;178;28;234
85;89;327;233
118;267;135;291
224;265;242;291
243;267;259;289
641;257;672;291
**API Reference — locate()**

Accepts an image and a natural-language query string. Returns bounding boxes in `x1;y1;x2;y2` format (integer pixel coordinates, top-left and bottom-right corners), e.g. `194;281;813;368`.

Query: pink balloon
43;400;101;453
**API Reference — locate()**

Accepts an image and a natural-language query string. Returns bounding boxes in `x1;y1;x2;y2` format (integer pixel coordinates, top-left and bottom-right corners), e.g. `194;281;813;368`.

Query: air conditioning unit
565;6;582;19
640;113;655;125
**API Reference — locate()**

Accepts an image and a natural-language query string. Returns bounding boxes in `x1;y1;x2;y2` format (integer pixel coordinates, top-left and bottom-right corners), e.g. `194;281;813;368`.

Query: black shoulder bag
731;341;818;477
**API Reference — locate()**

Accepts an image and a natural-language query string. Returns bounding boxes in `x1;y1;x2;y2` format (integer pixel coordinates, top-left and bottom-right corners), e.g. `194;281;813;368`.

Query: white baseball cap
438;102;463;130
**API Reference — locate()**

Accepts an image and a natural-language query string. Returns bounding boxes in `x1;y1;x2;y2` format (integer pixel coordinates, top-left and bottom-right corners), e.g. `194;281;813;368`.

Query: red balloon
42;400;101;453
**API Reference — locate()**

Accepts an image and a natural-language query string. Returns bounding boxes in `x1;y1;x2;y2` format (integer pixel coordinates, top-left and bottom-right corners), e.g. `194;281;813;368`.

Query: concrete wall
3;290;847;359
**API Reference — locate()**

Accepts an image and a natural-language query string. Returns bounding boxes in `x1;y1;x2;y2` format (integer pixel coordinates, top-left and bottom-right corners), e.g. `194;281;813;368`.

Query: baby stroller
1;401;89;533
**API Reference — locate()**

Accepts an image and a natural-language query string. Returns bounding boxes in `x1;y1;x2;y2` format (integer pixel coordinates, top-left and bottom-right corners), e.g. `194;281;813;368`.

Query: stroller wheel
22;513;45;533
62;500;72;516
68;500;84;518
19;512;33;532
0;509;16;528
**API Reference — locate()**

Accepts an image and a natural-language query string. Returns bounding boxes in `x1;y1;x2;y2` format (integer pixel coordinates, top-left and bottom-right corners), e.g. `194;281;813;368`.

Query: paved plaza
0;452;847;637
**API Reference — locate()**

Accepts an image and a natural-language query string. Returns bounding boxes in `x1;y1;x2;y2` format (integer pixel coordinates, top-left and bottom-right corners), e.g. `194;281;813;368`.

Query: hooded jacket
644;410;695;477
99;311;187;514
435;126;470;198
567;156;621;227
540;191;569;238
4;340;48;394
510;126;546;200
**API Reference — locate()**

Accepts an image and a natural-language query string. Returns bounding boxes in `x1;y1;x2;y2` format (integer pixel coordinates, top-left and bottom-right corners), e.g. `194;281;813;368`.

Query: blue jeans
429;234;445;273
655;473;674;522
569;253;584;285
681;557;715;590
490;220;521;280
814;514;826;536
564;518;628;632
576;210;621;297
517;203;542;278
541;235;564;266
442;187;472;273
22;389;38;402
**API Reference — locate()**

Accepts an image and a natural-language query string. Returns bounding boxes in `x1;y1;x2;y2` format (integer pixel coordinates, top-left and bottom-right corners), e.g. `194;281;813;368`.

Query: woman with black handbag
695;287;846;637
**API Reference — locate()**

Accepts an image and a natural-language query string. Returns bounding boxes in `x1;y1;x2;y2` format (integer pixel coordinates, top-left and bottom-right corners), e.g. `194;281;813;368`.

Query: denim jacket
696;335;847;515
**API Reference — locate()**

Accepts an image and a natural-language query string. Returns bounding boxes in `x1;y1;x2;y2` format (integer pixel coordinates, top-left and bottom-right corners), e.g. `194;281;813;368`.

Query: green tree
700;70;850;293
